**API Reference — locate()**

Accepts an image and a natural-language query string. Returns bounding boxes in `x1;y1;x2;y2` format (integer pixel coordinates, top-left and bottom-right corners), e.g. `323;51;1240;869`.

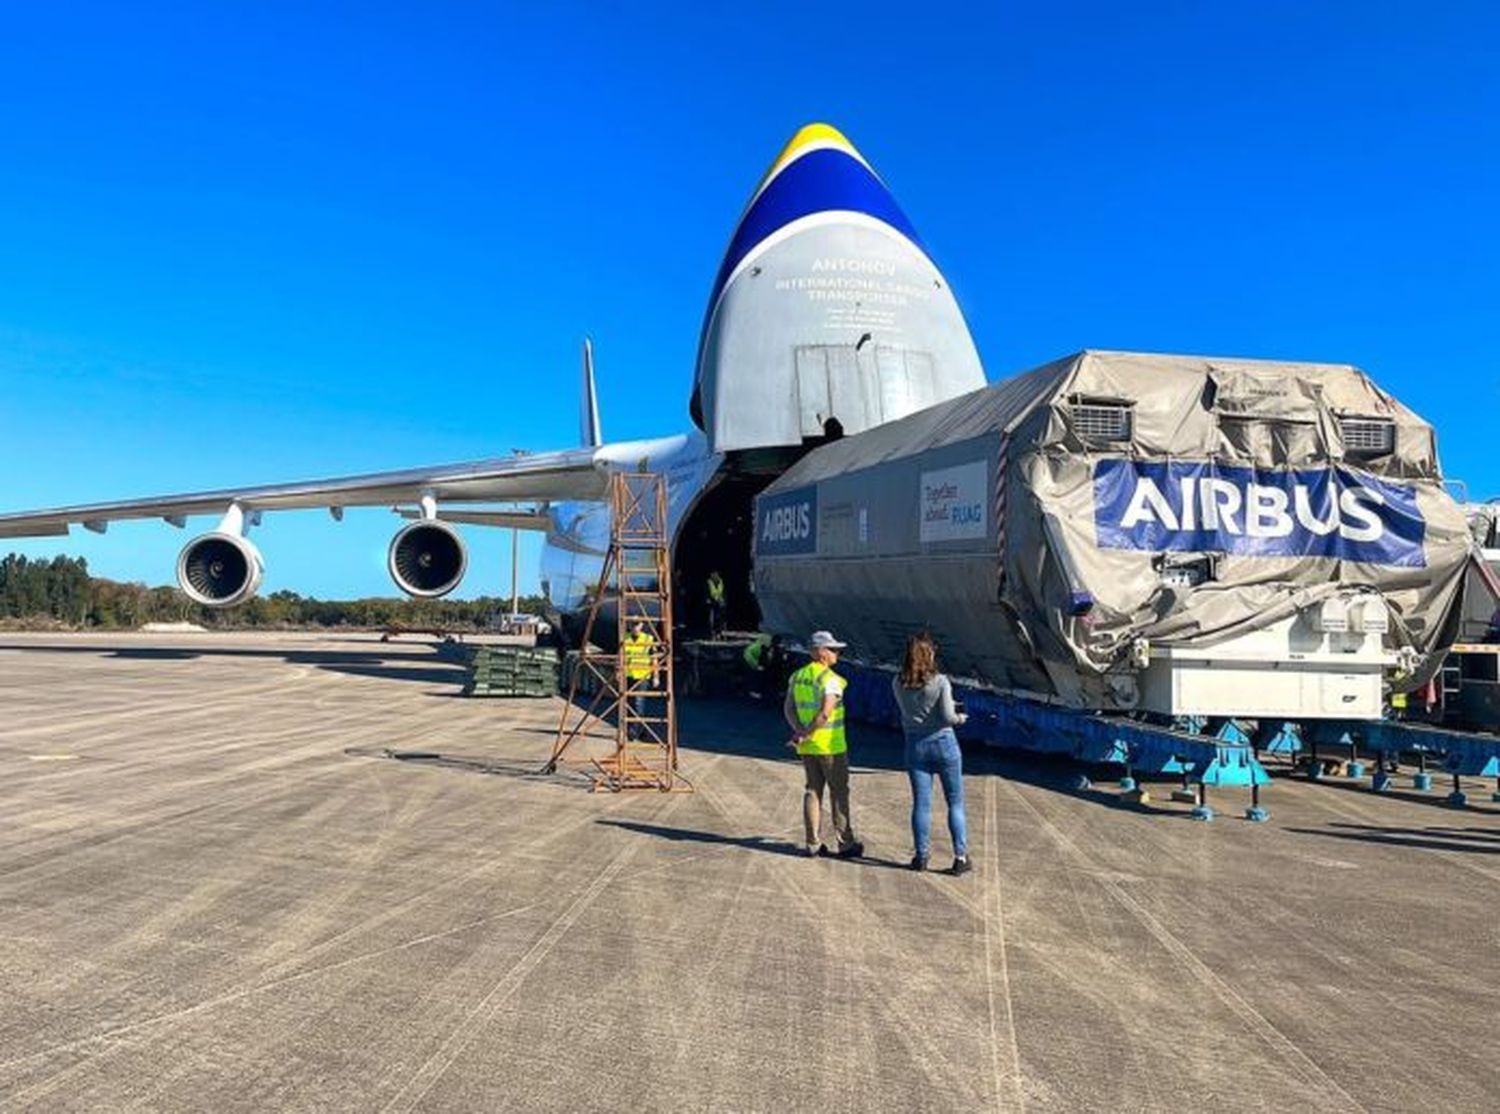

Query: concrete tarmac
2;631;1499;1112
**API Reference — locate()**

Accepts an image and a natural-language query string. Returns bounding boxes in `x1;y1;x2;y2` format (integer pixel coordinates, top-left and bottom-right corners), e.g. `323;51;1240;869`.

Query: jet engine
388;520;467;598
176;532;265;607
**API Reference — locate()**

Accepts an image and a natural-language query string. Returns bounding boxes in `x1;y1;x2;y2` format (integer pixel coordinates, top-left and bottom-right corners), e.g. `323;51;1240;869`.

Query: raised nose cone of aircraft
692;123;986;456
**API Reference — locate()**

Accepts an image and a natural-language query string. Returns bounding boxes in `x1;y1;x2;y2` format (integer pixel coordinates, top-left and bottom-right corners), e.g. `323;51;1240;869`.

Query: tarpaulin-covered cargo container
752;350;1475;718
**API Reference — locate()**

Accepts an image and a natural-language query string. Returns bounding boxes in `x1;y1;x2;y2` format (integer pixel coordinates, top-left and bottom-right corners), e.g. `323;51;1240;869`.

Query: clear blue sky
1;2;1496;598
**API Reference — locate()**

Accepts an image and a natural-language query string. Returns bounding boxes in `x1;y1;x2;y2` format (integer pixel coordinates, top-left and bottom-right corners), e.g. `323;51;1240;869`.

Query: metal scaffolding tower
545;472;685;791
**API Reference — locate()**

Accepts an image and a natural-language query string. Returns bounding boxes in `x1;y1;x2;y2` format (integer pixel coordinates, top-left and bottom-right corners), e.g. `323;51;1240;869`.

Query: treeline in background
0;554;547;630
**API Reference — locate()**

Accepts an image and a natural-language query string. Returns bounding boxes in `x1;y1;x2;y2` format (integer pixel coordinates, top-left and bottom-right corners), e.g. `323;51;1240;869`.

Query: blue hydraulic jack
1448;773;1467;808
1413;749;1433;792
1195;721;1271;822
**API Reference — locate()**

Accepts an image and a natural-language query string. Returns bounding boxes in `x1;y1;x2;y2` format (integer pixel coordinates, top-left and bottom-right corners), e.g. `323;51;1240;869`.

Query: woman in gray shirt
892;632;970;874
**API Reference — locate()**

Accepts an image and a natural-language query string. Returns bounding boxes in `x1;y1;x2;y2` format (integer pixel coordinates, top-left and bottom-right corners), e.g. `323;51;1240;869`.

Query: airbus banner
757;485;818;557
1093;460;1427;567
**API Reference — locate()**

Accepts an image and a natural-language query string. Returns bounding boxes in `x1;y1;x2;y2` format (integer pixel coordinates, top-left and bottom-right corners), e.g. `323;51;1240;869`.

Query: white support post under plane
511;527;520;619
215;504;246;537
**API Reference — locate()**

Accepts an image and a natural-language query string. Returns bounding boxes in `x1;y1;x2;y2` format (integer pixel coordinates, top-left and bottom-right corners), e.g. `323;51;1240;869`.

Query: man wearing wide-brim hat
783;630;864;859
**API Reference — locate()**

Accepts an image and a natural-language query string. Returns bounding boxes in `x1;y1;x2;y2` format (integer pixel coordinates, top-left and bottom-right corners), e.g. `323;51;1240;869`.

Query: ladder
544;472;685;791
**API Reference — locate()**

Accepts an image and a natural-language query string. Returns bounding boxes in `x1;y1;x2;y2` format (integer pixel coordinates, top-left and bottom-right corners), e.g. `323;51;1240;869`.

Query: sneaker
949;855;972;876
908;854;929;872
835;840;865;860
814;845;833;858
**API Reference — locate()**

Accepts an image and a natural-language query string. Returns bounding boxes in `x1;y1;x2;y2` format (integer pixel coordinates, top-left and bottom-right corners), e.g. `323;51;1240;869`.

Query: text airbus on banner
1092;459;1427;567
757;485;818;556
919;460;988;543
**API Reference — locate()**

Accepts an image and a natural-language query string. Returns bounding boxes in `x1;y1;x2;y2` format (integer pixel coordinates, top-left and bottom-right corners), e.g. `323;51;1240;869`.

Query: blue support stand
1371;769;1392;793
1252;720;1303;758
1346;761;1365;780
1448;774;1467;808
1071;773;1092;792
1413;772;1433;791
1245;779;1269;822
1118;776;1137;792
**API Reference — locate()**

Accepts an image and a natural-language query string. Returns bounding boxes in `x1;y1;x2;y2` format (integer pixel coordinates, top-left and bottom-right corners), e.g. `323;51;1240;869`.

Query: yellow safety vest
623;632;655;682
744;636;769;669
707;575;725;604
790;661;847;756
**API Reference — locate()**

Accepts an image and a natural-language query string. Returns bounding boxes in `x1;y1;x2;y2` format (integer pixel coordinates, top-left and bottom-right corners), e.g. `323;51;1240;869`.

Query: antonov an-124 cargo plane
0;124;987;640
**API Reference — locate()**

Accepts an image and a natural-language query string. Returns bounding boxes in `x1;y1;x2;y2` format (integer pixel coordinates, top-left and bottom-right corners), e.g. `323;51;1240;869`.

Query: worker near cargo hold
784;630;864;859
622;619;657;741
705;570;727;638
742;633;783;699
893;632;970;875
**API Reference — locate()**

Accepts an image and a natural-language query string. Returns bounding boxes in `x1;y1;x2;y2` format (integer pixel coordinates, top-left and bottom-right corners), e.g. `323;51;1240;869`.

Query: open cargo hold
753;350;1475;719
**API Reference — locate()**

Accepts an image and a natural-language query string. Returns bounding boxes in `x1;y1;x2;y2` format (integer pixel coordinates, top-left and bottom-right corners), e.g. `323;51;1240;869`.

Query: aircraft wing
393;508;552;530
0;447;608;539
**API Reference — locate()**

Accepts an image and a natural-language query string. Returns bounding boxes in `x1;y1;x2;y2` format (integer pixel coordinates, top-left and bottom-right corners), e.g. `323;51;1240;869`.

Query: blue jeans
905;728;968;858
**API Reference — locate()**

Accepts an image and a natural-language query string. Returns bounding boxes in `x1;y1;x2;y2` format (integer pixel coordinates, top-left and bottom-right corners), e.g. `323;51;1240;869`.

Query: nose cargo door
692;123;986;455
795;343;939;440
795;345;839;437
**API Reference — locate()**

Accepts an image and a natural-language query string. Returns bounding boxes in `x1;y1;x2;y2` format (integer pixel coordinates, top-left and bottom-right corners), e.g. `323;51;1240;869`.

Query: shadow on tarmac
0;638;472;688
597;819;925;870
599;819;807;858
1286;821;1500;854
1271;768;1500;816
343;745;581;785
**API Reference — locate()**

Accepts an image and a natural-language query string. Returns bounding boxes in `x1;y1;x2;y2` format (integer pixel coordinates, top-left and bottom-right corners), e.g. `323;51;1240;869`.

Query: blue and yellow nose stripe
754;123;871;193
706;123;925;313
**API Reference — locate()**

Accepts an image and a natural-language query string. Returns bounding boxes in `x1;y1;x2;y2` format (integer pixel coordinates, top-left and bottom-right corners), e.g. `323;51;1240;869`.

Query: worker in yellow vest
622;620;657;741
783;630;864;859
706;570;726;638
742;632;783;700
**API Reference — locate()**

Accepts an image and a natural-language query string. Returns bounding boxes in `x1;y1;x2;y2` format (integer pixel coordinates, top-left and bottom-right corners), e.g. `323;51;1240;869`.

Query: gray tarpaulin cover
753;351;1473;708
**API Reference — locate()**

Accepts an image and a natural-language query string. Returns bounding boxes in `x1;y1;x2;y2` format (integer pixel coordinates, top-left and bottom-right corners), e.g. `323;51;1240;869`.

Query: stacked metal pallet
465;645;560;698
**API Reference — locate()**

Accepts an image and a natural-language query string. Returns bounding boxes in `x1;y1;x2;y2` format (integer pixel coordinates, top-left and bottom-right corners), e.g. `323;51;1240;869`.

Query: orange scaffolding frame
544;472;686;791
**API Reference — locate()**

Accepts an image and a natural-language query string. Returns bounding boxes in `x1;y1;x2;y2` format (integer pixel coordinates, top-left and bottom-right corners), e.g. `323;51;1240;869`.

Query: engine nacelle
388;520;467;598
176;532;265;608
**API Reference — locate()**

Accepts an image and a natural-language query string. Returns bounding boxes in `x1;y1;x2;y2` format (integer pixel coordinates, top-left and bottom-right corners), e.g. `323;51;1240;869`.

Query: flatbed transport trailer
836;659;1272;821
838;656;1500;819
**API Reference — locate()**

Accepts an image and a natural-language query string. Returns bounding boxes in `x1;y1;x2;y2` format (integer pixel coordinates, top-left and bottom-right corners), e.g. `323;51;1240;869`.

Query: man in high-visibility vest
622;620;657;740
706;570;726;639
783;630;864;859
742;632;782;699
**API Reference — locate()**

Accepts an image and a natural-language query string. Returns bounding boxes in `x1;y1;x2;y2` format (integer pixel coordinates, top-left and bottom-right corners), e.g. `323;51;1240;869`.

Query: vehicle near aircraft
0;123;987;641
753;349;1481;719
